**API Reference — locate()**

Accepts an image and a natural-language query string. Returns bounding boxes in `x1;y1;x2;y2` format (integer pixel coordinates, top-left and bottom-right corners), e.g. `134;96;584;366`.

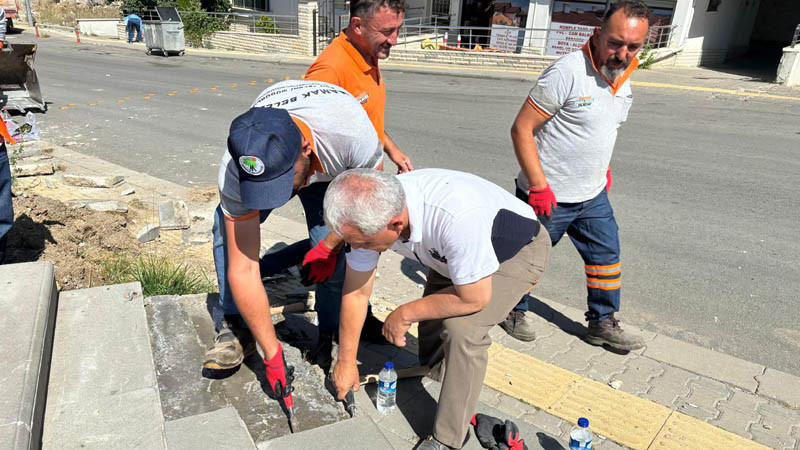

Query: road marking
116;99;125;103
210;85;218;91
143;96;152;100
283;76;290;80
266;78;274;83
299;74;305;79
630;81;800;101
189;88;198;93
88;103;97;107
124;96;131;100
249;81;257;85
59;106;69;110
67;103;76;107
230;83;237;88
96;100;104;104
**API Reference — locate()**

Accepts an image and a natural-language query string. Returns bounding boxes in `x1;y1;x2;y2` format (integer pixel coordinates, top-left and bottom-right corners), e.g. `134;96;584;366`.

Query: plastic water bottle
376;362;397;414
569;417;593;450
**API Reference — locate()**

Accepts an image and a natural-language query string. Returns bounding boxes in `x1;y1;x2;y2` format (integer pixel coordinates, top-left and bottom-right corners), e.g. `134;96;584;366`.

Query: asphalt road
13;34;800;373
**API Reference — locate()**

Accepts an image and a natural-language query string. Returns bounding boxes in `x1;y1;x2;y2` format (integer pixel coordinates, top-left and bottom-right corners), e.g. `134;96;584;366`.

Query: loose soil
5;194;144;291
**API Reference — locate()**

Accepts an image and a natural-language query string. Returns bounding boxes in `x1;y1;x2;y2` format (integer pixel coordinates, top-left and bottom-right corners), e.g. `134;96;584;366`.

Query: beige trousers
418;230;551;448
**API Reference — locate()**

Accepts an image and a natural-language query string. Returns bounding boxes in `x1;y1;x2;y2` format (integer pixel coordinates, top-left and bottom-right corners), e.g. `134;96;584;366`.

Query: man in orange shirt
0;110;15;264
305;0;412;174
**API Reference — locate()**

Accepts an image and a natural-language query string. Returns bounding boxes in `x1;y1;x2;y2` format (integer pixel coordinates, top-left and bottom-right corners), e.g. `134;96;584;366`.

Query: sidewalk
12;141;800;449
19;23;800;102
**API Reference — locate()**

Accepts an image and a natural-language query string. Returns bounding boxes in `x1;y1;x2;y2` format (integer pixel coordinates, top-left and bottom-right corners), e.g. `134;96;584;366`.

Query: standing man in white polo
508;0;649;351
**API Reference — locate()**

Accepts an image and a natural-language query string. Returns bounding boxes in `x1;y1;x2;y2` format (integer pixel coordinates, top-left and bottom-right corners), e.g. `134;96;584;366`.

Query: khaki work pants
418;230;551;448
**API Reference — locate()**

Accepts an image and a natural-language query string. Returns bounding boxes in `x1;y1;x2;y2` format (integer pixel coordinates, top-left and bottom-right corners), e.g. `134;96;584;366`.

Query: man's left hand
386;148;414;174
382;307;412;347
605;167;612;193
301;241;340;283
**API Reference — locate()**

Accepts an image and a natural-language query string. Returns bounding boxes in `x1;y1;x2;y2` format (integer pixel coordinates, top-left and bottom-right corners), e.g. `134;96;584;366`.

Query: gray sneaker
585;316;645;351
203;323;256;370
500;310;537;342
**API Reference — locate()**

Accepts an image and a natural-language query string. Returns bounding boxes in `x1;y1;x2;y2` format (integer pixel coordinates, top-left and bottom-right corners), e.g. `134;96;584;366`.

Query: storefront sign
490;24;523;53
545;22;594;56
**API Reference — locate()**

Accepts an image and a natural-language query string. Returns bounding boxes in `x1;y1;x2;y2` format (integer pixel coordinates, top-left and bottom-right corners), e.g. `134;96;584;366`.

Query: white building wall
270;0;298;16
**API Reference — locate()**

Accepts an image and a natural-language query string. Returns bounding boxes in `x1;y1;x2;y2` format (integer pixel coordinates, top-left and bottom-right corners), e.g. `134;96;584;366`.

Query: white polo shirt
516;42;638;203
218;80;383;219
347;169;540;286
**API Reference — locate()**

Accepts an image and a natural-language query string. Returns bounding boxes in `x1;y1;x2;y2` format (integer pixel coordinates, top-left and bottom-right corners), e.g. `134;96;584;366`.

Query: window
707;0;721;12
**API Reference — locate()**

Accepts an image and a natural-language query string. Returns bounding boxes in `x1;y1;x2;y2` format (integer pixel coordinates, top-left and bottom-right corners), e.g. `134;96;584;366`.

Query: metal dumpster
0;43;46;112
143;7;185;57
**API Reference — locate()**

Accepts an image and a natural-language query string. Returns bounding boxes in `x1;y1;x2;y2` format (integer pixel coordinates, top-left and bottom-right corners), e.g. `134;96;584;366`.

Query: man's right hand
264;343;295;400
332;360;360;400
528;185;557;217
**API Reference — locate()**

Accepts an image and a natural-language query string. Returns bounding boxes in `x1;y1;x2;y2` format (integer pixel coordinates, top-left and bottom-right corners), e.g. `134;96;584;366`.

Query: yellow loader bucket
0;43;45;112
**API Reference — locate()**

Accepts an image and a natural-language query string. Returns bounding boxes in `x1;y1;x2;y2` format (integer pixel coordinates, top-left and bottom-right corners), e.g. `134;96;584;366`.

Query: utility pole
25;0;33;26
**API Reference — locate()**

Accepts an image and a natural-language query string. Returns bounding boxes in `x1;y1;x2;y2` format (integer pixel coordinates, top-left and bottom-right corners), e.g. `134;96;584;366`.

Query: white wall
683;0;750;50
270;0;298;16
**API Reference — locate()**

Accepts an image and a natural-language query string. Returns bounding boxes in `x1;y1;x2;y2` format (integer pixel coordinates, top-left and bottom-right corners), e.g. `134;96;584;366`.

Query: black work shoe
309;329;335;370
416;432;470;450
203;321;256;370
360;313;390;345
500;310;537;342
585;315;645;351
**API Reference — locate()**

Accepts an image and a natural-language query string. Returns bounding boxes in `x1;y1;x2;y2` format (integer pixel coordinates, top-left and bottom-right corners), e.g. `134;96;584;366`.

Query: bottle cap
578;417;589;428
384;362;394;370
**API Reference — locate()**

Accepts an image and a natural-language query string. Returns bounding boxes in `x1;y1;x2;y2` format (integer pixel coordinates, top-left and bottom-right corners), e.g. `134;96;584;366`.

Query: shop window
707;0;721;12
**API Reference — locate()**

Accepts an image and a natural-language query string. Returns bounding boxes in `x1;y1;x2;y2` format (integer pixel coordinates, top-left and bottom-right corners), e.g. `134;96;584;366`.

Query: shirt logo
239;156;265;176
576;96;594;107
357;93;370;105
429;248;447;264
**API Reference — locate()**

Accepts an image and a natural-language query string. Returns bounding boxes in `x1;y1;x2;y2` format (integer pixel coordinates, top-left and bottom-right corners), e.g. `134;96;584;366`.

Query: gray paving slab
165;407;256;450
46;283;156;407
42;386;167;449
0;262;58;450
756;368;800;409
643;334;764;392
257;416;392;450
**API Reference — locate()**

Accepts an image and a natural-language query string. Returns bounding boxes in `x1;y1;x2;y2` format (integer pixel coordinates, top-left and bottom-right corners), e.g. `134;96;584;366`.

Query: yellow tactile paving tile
649;412;771;450
485;346;580;409
547;378;671;449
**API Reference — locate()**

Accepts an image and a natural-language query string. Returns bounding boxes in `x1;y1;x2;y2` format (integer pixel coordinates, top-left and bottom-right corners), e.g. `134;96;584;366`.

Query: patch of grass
638;44;656;70
9;145;23;186
102;253;215;297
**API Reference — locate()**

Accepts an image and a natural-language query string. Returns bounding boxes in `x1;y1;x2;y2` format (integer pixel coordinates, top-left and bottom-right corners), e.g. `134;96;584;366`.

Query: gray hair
324;169;406;236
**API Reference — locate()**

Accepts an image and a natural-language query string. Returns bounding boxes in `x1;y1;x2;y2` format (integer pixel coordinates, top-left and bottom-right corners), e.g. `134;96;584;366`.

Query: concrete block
14;163;55;177
710;405;757;439
643;334;764;392
166;407;256;450
42;386;166;449
0;262;58;450
158;200;191;230
66;199;128;213
642;365;696;407
121;188;135;195
258;416;391;450
62;173;124;188
756;368;800;409
137;223;160;243
45;283;156;407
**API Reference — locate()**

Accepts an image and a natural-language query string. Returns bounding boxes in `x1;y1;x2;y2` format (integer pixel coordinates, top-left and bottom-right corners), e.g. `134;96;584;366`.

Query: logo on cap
239;156;265;176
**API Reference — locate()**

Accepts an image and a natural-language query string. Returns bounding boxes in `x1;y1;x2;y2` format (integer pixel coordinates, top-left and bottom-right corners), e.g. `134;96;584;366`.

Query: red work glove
264;343;295;406
301;241;340;283
0;41;4;49
471;413;504;449
501;419;528;450
528;185;557;217
605;167;612;193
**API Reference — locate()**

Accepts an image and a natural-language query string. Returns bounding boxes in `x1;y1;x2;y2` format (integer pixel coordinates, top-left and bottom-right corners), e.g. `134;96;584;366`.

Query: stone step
258;415;393;450
42;282;167;449
0;262;58;450
165;407;256;450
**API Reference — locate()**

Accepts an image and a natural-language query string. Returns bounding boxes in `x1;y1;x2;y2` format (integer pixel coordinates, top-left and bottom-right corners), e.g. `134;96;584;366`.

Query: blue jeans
513;187;620;321
212;182;348;333
0;144;12;264
126;18;143;43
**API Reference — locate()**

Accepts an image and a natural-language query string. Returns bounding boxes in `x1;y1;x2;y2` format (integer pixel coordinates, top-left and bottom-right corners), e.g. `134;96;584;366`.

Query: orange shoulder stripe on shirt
526;97;552;119
224;210;259;222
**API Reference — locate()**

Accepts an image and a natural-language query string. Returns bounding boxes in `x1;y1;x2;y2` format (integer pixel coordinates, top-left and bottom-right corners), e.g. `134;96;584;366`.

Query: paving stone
166;407;256;450
259;416;391;450
644;334;764;392
642;365;696;407
62;173;124;188
137;223;160;243
478;386;502;408
612;356;664;396
757;368;800;409
710;404;757;439
519;409;566;437
582;359;628;384
121;188;135;195
493;329;536;353
721;390;766;415
0;262;58;450
42;386;166;449
756;402;800;440
81;199;128;213
593;435;628;450
44;179;56;189
159;200;191;230
528;331;578;362
692;376;733;396
750;428;793;450
552;341;605;374
14;162;54;177
684;379;731;411
673;398;719;421
495;393;536;418
379;427;416;450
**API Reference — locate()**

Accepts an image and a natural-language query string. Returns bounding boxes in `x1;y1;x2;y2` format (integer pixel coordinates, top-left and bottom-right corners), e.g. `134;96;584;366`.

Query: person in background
0;8;15;264
123;13;143;43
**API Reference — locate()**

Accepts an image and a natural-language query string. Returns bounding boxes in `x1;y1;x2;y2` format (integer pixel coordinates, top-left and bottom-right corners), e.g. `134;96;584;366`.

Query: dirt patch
187;186;219;204
5;194;143;290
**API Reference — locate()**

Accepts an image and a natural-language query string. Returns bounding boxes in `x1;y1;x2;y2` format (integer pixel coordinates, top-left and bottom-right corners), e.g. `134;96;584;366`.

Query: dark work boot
416;432;470;450
500;310;536;342
203;317;256;370
585;315;645;351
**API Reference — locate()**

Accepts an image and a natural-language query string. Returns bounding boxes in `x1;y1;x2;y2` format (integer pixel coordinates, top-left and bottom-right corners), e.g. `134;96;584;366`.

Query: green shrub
102;254;215;297
182;9;227;47
255;15;280;34
638;44;656;70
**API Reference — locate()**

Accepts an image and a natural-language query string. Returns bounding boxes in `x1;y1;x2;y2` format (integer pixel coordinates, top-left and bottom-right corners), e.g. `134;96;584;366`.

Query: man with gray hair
508;0;649;350
326;168;550;450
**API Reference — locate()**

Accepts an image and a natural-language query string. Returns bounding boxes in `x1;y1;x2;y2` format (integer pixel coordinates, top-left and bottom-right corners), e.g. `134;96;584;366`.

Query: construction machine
1;0;45;112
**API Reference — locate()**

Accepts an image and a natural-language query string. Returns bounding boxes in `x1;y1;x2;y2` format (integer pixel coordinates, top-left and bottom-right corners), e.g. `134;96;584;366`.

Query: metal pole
313;9;318;56
25;0;34;26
